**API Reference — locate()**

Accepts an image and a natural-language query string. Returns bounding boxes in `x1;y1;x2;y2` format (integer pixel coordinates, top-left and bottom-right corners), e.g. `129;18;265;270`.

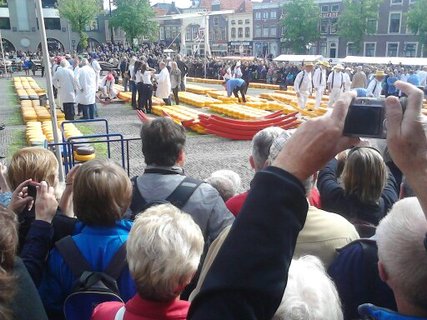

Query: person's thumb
385;96;403;142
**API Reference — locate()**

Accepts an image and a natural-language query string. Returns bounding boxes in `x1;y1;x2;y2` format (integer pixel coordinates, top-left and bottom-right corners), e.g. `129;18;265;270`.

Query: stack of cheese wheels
26;122;46;146
63;123;96;162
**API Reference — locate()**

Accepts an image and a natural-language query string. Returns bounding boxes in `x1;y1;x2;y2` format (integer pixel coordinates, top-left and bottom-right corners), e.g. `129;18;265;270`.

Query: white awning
342;56;427;66
273;54;324;62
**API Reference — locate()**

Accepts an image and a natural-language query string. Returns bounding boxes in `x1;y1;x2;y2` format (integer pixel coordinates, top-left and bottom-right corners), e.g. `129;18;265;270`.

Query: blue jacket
359;304;427;320
226;78;245;97
39;219;136;319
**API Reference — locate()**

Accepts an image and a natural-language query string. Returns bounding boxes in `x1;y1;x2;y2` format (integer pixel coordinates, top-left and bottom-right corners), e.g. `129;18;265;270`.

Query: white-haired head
209;169;241;194
127;203;204;301
250;127;285;171
81;58;89;66
273;255;343;320
376;197;427;310
60;59;70;68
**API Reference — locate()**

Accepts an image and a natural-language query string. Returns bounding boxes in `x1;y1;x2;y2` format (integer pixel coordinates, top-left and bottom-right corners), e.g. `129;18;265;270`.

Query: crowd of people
0;72;427;319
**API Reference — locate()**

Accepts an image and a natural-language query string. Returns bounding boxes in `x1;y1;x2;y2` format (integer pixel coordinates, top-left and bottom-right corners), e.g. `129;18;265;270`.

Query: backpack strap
298;71;305;90
104;243;127;280
166;177;203;208
129;176;148;216
55;236;92;278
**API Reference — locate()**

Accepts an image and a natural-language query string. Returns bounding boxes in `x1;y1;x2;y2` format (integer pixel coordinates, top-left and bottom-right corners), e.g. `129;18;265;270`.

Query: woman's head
8;147;59;190
171;61;178;70
342;147;387;203
73;159;132;227
0;205;18;270
127;204;204;301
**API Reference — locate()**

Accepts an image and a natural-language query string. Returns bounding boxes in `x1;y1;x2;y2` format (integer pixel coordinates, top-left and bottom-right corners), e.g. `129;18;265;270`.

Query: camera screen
344;104;385;137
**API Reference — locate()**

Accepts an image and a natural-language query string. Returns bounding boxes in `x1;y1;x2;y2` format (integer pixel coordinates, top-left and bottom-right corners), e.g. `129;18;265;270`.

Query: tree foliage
337;0;381;54
407;0;427;56
56;0;100;50
281;0;320;54
110;0;158;45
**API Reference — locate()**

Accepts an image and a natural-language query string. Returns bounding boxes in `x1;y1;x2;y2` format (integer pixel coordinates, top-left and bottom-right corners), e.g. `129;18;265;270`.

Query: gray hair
210;169;241;193
205;175;236;202
376;197;427;309
251;127;285;171
81;58;89;66
60;59;70;68
273;255;343;320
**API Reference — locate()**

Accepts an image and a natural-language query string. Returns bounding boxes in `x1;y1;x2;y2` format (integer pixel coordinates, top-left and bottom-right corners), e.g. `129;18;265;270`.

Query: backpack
128;173;203;219
55;236;127;320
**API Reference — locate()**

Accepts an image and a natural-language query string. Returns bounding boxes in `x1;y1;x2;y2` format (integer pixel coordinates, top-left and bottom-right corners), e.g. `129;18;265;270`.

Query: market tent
342;56;427;66
273;54;324;62
217;56;256;61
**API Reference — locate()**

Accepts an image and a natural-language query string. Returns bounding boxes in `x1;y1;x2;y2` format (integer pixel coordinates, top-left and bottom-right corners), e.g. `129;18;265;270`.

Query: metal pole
34;0;65;182
0;31;8;76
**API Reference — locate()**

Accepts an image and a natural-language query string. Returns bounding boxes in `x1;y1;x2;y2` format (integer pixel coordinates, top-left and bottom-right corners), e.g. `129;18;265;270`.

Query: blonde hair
342;147;387;203
127;204;204;301
8;147;58;190
73;159;132;227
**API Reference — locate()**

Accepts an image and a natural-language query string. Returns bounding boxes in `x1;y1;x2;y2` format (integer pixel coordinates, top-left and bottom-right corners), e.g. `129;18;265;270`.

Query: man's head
127;203;204;301
376;197;427;313
140;118;186;167
159;61;166;69
250;127;285;171
304;62;314;72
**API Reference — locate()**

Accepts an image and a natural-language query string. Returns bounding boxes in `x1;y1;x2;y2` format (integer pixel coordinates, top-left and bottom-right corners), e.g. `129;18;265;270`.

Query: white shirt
294;70;312;93
367;79;382;97
343;72;352;91
53;66;76;103
155;67;171;99
142;71;152;85
312;68;326;88
75;65;97;105
135;70;143;84
327;71;344;90
417;70;427;87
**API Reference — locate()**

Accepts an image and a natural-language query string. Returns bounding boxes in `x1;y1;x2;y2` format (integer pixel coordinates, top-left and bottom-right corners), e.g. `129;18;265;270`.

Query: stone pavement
0;74;259;191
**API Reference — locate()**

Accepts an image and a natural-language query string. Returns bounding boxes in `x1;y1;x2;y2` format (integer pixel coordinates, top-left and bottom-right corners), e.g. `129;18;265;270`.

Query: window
231;27;236;38
330;18;338;33
262;11;269;19
165;26;171;39
321;5;329;12
331;4;340;12
255;25;261;37
271;10;277;19
367;18;377;33
270;26;277;37
245;27;250;37
391;0;402;4
320;19;329;34
404;43;417;57
0;18;10;29
347;42;357;55
387;42;399;56
160;27;165;40
16;0;30;31
238;20;243;25
245;19;250;24
213;18;219;26
389;12;401;33
262;27;269;37
231;20;236;25
41;0;56;8
0;0;7;8
255;12;261;20
84;19;99;32
44;18;61;30
185;27;191;41
238;27;243;37
364;42;376;56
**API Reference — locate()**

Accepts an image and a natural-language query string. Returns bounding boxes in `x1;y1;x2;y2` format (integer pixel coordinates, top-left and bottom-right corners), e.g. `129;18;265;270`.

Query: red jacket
91;294;190;320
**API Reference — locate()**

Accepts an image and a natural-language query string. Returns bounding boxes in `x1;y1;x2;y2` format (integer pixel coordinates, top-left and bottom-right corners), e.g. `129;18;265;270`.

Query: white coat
155;67;171;99
53;67;76;103
75;65;97;105
91;59;102;89
367;79;383;98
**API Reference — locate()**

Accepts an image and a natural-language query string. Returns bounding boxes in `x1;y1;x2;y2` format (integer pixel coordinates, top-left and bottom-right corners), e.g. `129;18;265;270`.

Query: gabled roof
198;0;252;12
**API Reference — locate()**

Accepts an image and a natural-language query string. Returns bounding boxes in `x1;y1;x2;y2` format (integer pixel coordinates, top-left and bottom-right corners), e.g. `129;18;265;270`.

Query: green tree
281;0;320;54
407;0;427;57
337;0;381;55
110;0;158;45
57;0;100;50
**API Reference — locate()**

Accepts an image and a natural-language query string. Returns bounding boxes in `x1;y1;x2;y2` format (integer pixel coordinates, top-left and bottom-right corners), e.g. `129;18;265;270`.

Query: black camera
343;98;386;139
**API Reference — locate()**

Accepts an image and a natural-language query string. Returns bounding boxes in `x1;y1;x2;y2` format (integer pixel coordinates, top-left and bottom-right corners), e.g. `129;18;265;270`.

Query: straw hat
304;61;314;67
375;70;386;77
333;64;344;70
317;60;330;68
